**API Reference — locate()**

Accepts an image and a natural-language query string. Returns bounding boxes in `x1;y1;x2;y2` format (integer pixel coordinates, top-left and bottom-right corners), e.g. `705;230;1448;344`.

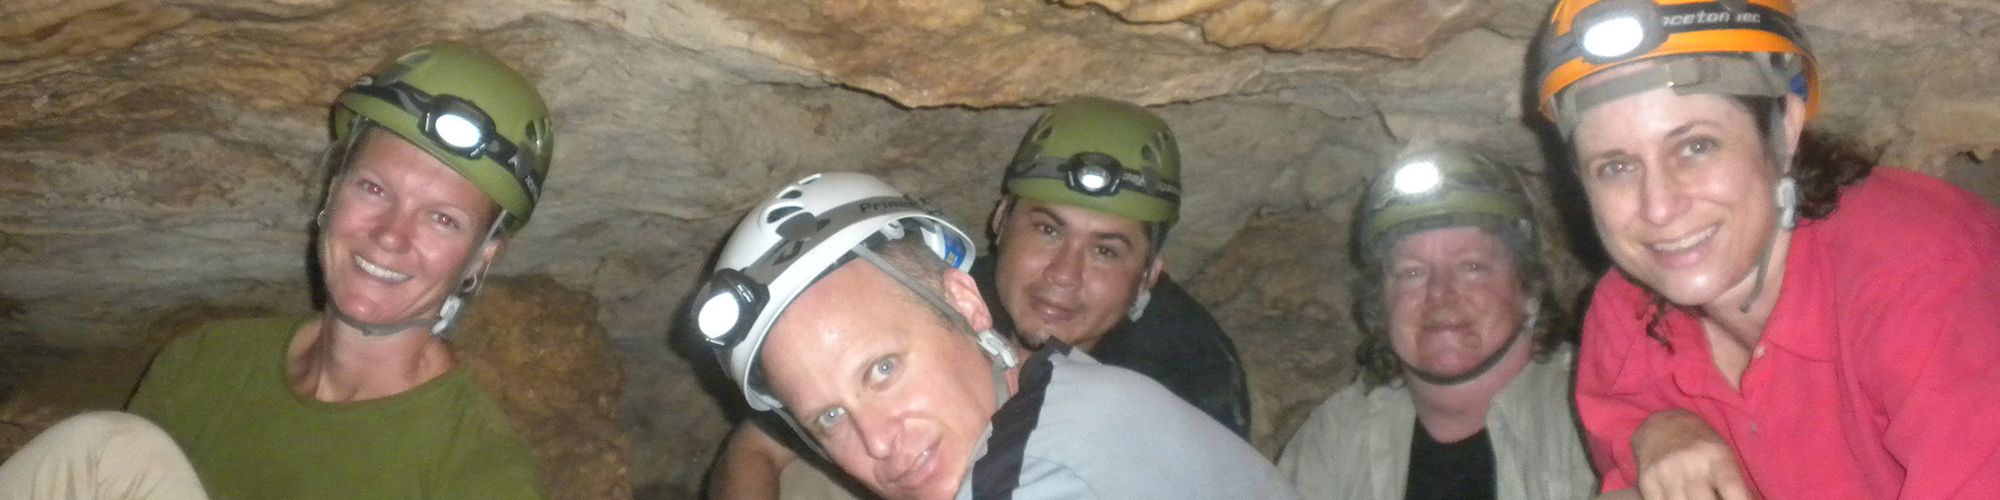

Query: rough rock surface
3;0;1998;497
455;275;631;500
1056;0;1496;58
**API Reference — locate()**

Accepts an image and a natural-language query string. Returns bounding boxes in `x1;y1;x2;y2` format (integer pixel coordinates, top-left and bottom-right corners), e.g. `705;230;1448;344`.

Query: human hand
1630;409;1757;500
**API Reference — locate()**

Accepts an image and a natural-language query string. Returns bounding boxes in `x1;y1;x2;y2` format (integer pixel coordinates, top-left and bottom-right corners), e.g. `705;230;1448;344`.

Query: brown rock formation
3;0;1998;497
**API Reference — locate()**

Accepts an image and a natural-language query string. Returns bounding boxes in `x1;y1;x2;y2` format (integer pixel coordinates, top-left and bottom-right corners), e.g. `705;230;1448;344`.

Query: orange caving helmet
1534;0;1818;136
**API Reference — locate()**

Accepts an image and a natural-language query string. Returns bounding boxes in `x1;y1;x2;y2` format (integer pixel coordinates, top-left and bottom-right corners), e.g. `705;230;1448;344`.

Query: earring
1775;177;1799;230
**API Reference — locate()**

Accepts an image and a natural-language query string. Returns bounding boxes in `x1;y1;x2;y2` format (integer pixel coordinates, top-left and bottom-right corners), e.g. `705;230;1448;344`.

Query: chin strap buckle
977;329;1019;369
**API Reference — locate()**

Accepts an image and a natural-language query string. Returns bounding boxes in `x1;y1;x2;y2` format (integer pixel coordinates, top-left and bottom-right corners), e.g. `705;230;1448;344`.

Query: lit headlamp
1366;155;1526;215
1391;161;1443;196
345;78;541;200
691;195;961;350
695;268;767;348
1553;0;1801;66
1008;152;1182;202
1571;0;1668;63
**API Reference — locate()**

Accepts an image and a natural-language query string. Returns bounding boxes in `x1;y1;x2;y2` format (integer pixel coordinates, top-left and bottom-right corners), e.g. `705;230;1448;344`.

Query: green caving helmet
1356;147;1537;265
1004;96;1183;227
332;41;554;234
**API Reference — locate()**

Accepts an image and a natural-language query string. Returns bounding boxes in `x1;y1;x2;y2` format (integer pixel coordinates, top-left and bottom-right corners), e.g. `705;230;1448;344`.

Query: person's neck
1405;337;1533;443
1696;231;1792;352
288;314;456;403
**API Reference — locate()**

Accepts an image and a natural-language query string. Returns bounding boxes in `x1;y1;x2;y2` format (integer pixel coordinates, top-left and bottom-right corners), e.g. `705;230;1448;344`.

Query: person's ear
476;239;508;271
1780;93;1807;174
1142;256;1165;291
941;269;993;333
989;197;1015;241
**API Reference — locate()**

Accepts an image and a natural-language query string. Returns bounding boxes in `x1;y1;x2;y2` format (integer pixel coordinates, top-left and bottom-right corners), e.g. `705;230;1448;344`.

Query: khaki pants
0;412;206;500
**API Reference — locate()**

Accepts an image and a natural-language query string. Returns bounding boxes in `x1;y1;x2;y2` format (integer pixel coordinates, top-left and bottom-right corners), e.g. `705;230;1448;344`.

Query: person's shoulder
1585;270;1649;313
1815;168;2000;259
1137;273;1224;330
153;316;302;367
1046;351;1169;396
1578;271;1655;356
1499;344;1581;413
1278;378;1402;494
1040;351;1219;431
1297;378;1409;435
1113;273;1238;360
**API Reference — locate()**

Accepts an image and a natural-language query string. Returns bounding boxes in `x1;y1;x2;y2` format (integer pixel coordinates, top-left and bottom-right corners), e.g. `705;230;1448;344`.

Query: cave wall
4;0;1998;497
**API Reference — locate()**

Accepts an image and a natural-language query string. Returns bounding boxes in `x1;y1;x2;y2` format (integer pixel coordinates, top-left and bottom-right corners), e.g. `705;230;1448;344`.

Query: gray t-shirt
959;344;1297;499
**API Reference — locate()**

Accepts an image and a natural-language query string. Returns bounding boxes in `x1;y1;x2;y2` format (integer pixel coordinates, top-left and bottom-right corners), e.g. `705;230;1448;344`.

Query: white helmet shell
697;172;974;411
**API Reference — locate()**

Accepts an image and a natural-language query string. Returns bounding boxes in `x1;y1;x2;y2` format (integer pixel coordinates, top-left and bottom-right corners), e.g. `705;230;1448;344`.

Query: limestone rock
455;275;631;500
0;0;194;63
1189;209;1358;455
1056;0;1495;59
4;0;2000;497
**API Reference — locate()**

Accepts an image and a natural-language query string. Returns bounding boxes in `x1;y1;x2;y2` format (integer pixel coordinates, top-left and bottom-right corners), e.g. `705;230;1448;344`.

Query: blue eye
869;356;897;383
814;407;847;432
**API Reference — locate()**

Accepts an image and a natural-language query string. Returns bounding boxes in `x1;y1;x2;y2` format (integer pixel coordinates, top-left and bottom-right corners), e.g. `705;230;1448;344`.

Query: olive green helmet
1004;96;1182;227
1356;147;1537;265
332;41;554;233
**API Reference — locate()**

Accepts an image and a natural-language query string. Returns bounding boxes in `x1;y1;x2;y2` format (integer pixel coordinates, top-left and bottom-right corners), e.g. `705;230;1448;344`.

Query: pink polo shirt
1576;168;2000;499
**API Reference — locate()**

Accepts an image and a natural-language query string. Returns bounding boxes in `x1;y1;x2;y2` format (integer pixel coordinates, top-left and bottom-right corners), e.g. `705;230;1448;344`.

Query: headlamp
1568;0;1667;65
695;268;766;348
1392;161;1443;195
432;112;486;150
1073;162;1114;193
1008;152;1182;202
1581;15;1647;59
693;195;952;351
346;78;540;200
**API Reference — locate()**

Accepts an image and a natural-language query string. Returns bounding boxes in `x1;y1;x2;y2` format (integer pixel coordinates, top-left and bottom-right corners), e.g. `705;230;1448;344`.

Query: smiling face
990;197;1161;351
1386;226;1530;381
320;131;501;327
1571;85;1792;309
761;261;1001;500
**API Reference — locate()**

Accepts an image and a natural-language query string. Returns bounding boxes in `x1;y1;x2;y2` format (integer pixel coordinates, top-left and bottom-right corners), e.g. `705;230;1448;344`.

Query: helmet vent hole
764;205;802;224
779;188;803;200
1035;126;1053;142
1140;145;1157;163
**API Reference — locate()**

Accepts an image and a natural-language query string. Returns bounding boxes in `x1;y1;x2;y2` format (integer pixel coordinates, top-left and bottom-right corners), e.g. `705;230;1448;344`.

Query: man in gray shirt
688;172;1294;499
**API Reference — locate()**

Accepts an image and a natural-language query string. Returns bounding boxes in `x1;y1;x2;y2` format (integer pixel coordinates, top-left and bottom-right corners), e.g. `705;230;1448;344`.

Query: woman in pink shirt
1533;0;2000;498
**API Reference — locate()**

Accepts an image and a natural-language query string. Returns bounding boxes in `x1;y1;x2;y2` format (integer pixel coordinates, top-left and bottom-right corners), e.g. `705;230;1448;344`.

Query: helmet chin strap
1405;299;1539;387
1737;107;1801;314
851;245;1017;408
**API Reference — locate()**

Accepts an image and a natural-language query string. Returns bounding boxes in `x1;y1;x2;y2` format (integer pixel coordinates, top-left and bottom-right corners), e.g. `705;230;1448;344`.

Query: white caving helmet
691;172;976;412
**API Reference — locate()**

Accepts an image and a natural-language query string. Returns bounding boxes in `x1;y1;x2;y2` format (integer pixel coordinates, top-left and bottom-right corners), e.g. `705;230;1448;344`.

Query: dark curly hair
1632;95;1878;348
